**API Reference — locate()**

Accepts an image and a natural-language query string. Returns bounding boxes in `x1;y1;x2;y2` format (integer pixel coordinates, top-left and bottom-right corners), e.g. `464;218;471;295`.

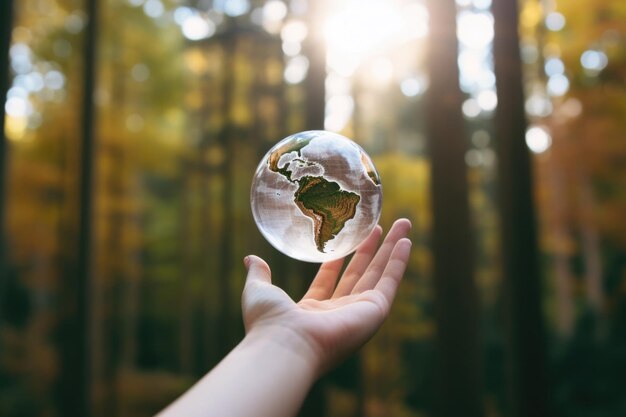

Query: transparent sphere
251;130;383;263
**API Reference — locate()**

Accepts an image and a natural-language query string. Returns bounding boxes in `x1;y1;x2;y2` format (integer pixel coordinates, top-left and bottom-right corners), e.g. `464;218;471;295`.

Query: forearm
157;327;319;417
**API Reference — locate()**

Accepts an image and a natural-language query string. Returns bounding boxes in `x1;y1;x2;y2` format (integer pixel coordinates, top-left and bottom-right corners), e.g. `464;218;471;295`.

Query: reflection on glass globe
251;130;383;263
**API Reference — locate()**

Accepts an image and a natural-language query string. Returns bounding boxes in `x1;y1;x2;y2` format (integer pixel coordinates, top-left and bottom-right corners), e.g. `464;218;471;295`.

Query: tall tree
426;1;484;417
0;0;14;324
492;0;551;416
57;0;99;415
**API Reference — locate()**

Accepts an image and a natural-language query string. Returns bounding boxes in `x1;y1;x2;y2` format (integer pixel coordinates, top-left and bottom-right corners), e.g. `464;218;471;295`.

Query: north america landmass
267;138;361;253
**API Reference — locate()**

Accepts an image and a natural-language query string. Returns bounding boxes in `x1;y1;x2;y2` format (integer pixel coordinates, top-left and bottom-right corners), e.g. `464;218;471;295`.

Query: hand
242;218;412;376
157;219;411;417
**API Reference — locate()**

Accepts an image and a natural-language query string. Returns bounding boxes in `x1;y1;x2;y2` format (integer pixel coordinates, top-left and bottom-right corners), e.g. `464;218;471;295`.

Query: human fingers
332;225;382;298
302;257;345;301
242;255;277;333
243;255;272;286
351;218;411;294
373;238;412;305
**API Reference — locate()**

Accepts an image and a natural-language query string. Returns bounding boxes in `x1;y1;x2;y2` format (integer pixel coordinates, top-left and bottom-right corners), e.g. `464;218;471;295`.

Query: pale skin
157;218;412;417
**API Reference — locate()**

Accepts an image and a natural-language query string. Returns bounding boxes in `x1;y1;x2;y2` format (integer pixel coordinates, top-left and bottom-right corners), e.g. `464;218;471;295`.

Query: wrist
242;325;324;379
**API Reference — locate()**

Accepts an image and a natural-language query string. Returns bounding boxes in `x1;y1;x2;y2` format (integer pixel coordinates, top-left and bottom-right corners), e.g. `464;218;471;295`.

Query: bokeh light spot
462;98;481;118
401;76;428;97
545;12;566;31
5;97;31;117
457;12;494;49
526;126;552;154
182;15;216;40
547;74;569;96
284;56;309;84
144;0;164;18
580;50;608;72
131;64;150;82
477;90;497;111
224;0;250;17
65;12;86;34
544;57;564;76
44;70;65;90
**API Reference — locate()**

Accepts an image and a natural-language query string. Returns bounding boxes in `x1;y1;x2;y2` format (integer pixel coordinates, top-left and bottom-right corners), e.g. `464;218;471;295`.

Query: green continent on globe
294;176;361;253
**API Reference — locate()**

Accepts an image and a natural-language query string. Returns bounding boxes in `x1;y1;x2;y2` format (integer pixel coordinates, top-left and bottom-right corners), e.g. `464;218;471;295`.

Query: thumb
244;255;272;285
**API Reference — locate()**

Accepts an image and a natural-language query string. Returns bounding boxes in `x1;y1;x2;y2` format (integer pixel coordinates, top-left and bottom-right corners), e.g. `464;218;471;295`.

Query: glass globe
250;130;383;263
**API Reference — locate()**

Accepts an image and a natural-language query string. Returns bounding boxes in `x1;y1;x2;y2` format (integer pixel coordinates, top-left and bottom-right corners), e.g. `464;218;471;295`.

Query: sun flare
322;0;428;77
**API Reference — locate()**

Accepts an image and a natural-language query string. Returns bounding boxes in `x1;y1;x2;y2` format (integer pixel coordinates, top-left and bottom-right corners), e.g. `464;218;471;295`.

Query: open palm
242;219;412;374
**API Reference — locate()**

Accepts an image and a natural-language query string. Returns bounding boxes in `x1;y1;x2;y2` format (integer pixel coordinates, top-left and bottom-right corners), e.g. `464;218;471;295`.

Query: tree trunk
0;0;14;329
57;0;99;415
217;32;236;359
303;0;326;131
426;1;484;417
492;0;552;416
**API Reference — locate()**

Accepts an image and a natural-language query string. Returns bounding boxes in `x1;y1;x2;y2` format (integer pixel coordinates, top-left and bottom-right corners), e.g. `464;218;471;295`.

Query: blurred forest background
1;0;625;416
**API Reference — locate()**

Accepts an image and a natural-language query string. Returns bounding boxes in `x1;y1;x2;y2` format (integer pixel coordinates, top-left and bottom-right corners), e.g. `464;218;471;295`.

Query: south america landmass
267;141;361;253
294;176;360;252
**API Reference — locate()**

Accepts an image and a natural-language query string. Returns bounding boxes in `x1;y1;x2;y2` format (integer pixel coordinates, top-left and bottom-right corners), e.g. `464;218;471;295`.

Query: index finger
350;218;412;294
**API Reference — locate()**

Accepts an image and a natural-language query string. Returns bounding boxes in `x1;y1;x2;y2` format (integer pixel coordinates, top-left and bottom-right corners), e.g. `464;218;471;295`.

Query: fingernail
243;256;250;269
